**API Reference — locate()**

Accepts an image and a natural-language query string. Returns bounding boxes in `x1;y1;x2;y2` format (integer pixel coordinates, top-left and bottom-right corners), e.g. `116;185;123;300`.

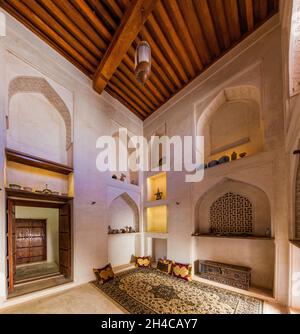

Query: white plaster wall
143;23;288;304
108;234;141;267
194;238;275;290
152;238;167;262
15;207;59;264
0;12;143;303
289;245;300;310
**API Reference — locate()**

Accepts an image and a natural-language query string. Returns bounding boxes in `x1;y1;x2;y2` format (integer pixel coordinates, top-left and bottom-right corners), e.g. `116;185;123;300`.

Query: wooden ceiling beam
164;0;203;73
55;0;107;51
193;0;221;58
6;0;96;73
25;0;98;67
208;0;231;50
179;0;212;66
71;0;112;43
106;83;148;118
114;69;157;110
244;0;254;32
259;0;268;20
93;0;158;94
38;0;102;59
154;1;196;79
110;76;153;114
223;0;242;42
146;14;189;84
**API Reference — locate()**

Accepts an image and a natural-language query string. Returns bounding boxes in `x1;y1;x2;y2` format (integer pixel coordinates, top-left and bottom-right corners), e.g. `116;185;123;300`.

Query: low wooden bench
198;260;251;290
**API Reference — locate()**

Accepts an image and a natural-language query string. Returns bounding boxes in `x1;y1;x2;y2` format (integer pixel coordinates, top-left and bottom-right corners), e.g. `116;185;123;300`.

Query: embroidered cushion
135;256;151;268
157;259;173;274
172;262;192;281
93;263;115;284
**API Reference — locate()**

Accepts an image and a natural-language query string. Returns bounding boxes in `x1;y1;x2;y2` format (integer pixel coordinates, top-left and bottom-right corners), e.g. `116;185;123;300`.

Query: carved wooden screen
210;192;253;233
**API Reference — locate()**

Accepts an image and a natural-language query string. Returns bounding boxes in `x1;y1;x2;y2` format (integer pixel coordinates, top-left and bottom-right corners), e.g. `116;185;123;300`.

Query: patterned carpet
93;268;263;314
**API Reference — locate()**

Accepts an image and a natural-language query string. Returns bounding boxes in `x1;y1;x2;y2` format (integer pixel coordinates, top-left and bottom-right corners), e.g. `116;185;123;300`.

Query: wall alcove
107;192;140;267
8;76;73;166
194;178;271;237
196;86;265;164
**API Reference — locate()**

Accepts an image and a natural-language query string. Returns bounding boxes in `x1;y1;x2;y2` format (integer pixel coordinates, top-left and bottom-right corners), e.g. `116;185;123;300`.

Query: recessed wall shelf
6;188;73;203
6;148;73;175
147;205;168;233
147;172;167;202
192;234;274;241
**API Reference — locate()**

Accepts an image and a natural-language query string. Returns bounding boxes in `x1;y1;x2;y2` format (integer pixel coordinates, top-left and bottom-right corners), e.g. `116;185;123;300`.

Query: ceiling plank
193;0;221;58
106;83;148;118
38;0;102;59
93;0;158;94
223;0;241;42
259;0;268;20
179;0;211;66
164;0;203;72
244;0;255;32
55;0;107;52
146;14;189;84
25;0;98;67
208;0;231;51
154;1;196;79
6;0;96;73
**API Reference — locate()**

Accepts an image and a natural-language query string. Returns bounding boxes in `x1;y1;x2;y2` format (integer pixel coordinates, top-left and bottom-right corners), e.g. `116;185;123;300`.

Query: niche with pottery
197;86;265;169
108;193;140;267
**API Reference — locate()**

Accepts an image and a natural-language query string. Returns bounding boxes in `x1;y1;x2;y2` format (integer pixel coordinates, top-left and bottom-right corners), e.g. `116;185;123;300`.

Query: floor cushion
172;262;192;281
157;259;173;274
93;263;115;284
135;256;151;268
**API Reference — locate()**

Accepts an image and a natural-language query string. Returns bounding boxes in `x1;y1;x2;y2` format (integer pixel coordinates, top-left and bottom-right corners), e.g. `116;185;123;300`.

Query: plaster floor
0;283;286;314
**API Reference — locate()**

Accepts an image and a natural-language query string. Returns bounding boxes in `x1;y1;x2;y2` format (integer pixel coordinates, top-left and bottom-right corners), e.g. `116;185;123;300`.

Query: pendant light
135;40;151;85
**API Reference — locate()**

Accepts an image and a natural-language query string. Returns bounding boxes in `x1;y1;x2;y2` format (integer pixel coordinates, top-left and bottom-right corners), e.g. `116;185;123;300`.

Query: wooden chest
199;261;251;290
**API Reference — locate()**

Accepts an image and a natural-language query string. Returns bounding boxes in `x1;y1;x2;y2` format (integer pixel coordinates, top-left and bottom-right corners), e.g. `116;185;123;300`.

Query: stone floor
0;283;287;314
15;262;60;283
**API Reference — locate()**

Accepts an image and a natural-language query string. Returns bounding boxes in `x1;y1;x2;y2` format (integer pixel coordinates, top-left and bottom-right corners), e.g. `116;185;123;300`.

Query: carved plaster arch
8;76;72;149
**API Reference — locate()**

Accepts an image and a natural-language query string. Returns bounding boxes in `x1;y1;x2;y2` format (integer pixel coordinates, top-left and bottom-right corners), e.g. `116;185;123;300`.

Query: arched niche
108;192;139;233
194;178;271;237
196;86;264;162
8;76;72;165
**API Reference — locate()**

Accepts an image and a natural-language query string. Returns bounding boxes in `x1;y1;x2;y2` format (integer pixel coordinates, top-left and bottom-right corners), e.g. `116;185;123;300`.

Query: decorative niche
196;86;265;167
194;179;271;239
108;193;139;234
147;205;167;234
147;172;167;202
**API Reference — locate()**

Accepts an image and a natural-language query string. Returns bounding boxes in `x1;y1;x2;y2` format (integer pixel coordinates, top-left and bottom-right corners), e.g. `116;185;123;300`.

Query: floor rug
92;268;263;314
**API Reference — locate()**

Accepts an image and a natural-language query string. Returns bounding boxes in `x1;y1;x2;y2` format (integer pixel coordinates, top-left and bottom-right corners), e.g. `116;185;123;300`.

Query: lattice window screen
210;192;253;233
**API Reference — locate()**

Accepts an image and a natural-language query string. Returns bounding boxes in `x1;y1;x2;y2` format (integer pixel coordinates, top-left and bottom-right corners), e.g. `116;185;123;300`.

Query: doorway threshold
8;275;72;299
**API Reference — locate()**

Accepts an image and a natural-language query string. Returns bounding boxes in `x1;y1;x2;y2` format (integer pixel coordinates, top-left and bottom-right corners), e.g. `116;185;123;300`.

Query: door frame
6;197;73;295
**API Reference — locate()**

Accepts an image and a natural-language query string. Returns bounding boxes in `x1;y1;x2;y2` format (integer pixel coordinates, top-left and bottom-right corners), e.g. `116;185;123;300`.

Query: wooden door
59;202;72;278
7;199;16;293
15;219;47;265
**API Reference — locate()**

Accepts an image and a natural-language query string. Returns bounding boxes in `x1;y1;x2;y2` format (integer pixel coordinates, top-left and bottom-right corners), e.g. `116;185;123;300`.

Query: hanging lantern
135;41;151;85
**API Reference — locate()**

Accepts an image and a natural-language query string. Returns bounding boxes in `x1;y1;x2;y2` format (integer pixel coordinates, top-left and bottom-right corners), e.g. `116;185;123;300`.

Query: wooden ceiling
0;0;280;120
